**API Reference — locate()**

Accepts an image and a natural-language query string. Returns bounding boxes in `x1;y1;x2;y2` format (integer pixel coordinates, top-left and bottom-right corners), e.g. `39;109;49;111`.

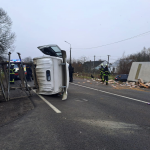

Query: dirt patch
0;97;34;126
0;80;34;126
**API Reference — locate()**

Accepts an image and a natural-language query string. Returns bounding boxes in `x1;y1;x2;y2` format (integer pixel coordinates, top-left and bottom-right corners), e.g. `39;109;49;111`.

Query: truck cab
33;44;69;100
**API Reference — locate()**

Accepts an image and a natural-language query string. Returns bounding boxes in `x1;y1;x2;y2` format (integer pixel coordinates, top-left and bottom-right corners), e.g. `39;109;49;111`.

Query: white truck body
33;45;69;100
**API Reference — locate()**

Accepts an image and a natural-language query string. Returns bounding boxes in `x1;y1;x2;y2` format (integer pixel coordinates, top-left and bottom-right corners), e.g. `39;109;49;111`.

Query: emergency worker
26;65;32;81
10;64;15;84
104;64;110;85
100;64;104;82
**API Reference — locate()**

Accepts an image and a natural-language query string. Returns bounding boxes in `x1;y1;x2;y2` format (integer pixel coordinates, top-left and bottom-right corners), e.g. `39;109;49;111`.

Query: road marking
37;94;61;113
28;84;61;113
71;83;149;104
82;99;88;101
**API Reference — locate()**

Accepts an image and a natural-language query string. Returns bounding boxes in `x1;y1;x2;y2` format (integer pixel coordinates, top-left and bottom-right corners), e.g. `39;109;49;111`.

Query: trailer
127;62;150;83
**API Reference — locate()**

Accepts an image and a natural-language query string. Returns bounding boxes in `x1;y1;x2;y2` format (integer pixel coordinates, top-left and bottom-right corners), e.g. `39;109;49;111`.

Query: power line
72;30;150;49
85;55;120;58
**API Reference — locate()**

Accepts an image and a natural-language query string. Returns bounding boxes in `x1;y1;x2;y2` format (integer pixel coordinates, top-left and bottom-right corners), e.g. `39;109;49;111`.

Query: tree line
70;47;150;75
117;47;150;74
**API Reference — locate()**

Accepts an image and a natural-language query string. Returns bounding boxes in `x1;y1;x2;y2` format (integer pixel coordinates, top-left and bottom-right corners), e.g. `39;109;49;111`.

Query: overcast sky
1;0;150;63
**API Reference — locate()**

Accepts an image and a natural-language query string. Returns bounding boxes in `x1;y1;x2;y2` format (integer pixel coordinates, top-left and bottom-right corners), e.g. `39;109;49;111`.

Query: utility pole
94;55;95;67
69;44;71;64
83;57;86;79
107;55;110;64
65;41;73;82
94;55;95;77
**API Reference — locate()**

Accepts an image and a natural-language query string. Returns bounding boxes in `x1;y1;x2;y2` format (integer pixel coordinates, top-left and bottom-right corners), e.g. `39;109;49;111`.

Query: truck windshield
38;45;62;58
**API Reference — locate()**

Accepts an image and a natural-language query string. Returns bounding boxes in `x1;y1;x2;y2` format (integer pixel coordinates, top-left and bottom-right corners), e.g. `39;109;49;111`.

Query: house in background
83;60;108;72
110;60;120;73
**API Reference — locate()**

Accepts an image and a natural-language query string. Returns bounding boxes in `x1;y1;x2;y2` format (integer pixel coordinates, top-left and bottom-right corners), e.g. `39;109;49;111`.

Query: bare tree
23;56;33;63
79;56;89;64
117;47;150;74
0;8;16;61
66;58;77;64
72;60;83;73
117;58;133;74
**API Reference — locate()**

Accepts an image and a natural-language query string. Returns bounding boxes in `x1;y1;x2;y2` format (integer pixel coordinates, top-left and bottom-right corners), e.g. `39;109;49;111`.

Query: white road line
71;83;149;104
38;94;61;113
28;84;61;113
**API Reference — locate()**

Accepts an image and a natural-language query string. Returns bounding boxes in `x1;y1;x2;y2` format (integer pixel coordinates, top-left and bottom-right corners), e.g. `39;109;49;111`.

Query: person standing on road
69;64;74;82
10;64;15;84
26;65;32;82
104;64;110;85
100;64;104;82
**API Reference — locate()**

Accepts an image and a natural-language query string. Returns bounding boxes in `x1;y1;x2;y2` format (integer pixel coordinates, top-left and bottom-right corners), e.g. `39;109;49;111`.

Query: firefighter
104;64;110;85
10;64;15;84
100;64;104;82
26;65;32;81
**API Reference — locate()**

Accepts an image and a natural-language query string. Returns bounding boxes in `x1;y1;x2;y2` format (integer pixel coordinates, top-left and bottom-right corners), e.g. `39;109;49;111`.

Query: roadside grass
109;75;116;80
74;73;116;81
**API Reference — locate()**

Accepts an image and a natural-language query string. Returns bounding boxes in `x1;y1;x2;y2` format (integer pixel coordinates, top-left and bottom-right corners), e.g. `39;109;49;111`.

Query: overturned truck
0;45;69;101
33;45;69;100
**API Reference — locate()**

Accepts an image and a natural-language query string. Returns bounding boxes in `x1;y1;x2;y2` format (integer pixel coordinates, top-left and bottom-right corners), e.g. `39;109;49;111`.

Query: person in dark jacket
104;64;110;85
10;64;15;84
26;65;32;81
100;64;104;82
69;64;74;82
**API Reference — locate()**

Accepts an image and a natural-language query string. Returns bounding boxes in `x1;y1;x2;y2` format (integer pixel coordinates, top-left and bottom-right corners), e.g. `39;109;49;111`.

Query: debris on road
74;76;150;90
138;78;144;84
106;78;150;89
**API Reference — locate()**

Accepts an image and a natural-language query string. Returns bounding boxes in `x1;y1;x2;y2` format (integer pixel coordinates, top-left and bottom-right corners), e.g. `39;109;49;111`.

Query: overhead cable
72;30;150;49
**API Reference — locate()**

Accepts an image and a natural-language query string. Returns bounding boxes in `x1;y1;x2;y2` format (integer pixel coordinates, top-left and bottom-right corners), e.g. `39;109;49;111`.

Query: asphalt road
0;78;150;150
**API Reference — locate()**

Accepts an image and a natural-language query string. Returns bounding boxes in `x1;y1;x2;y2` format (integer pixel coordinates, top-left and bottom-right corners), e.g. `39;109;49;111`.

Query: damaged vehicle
33;45;69;100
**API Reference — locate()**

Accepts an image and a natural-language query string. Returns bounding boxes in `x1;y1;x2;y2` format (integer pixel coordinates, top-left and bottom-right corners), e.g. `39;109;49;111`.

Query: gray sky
1;0;150;63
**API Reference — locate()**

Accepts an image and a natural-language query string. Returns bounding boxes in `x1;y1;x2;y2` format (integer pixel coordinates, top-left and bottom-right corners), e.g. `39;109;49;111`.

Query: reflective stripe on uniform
10;79;14;82
10;69;15;74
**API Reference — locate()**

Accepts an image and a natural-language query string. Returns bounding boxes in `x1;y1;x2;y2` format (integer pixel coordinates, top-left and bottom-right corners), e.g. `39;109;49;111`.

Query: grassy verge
74;73;116;81
109;75;116;80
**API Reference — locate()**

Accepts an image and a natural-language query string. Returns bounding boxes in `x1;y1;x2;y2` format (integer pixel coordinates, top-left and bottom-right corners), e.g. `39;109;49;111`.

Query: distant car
115;74;128;82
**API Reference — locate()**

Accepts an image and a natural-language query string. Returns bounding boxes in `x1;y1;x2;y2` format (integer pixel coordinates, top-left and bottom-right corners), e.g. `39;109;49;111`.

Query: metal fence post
7;52;11;101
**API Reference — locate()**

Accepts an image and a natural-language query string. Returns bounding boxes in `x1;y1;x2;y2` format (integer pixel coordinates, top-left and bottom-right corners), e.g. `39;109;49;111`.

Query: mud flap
62;88;67;100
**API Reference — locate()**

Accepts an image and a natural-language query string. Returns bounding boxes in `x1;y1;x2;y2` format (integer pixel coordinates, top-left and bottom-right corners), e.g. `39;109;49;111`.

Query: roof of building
83;61;104;68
